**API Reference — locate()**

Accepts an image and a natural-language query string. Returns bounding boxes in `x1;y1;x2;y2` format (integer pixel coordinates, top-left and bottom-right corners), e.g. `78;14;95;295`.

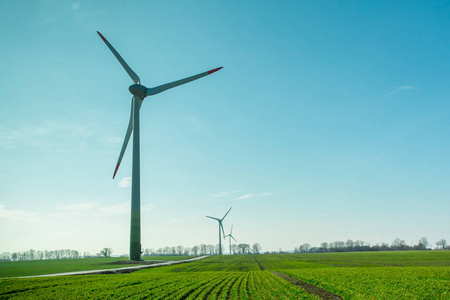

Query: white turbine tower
206;207;232;255
97;31;222;261
225;225;237;255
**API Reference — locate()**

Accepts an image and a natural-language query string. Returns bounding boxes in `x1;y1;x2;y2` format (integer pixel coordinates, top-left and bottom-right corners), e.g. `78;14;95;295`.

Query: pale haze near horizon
1;1;449;255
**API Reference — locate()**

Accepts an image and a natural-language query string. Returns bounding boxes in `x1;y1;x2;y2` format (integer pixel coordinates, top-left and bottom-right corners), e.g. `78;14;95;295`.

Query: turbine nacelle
129;84;148;99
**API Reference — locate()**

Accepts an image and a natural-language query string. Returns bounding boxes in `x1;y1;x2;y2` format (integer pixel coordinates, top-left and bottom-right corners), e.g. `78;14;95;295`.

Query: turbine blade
113;97;135;179
230;225;233;235
220;222;225;238
221;207;232;220
97;31;141;84
231;235;237;242
206;216;220;221
147;67;223;96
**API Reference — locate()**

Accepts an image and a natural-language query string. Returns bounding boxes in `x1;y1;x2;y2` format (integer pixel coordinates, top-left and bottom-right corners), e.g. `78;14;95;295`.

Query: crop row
0;271;319;299
282;266;450;299
144;255;260;273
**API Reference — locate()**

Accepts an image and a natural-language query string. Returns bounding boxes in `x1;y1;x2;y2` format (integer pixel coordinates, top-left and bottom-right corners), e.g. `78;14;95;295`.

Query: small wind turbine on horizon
97;31;222;261
206;207;232;255
225;225;237;255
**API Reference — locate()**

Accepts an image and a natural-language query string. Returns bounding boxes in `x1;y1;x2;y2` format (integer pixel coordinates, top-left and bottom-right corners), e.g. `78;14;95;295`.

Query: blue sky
1;0;449;255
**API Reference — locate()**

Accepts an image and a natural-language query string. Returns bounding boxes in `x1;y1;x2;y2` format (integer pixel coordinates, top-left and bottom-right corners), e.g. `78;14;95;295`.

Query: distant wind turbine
225;225;237;255
97;31;222;261
206;207;232;255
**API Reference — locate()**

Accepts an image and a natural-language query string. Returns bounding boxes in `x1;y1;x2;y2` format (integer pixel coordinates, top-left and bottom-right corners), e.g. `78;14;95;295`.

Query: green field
0;256;197;278
1;251;449;299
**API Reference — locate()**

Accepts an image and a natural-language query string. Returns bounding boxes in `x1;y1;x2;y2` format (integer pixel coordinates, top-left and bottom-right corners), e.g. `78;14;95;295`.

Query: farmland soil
254;258;264;270
271;271;343;300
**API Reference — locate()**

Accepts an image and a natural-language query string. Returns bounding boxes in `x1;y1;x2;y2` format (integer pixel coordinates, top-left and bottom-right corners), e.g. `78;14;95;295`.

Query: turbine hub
129;84;148;99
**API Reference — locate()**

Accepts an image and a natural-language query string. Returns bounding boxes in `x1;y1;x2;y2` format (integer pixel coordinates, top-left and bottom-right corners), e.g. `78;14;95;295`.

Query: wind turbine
206;207;232;255
97;31;222;261
224;225;237;255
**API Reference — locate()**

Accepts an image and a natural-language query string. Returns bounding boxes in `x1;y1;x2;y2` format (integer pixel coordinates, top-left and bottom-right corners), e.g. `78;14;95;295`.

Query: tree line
0;242;262;262
0;248;113;262
142;243;262;256
291;237;448;253
2;237;447;261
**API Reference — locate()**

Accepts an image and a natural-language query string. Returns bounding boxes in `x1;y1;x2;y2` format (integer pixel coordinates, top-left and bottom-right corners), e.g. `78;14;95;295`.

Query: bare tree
418;237;429;250
176;246;184;256
27;249;36;260
191;245;200;255
392;238;406;251
0;253;11;261
436;239;447;250
215;244;224;255
100;248;113;257
299;243;311;253
345;239;354;251
354;240;365;251
207;244;215;255
237;244;250;254
336;241;345;251
252;243;262;254
200;244;207;255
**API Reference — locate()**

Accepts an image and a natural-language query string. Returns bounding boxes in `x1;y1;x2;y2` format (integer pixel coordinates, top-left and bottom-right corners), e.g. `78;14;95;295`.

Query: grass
282;266;450;299
256;250;450;270
0;256;199;278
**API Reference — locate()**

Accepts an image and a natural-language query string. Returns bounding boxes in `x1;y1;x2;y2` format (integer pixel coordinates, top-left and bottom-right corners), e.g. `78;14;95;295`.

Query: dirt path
254;257;264;270
253;257;342;300
271;271;343;300
13;256;209;278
